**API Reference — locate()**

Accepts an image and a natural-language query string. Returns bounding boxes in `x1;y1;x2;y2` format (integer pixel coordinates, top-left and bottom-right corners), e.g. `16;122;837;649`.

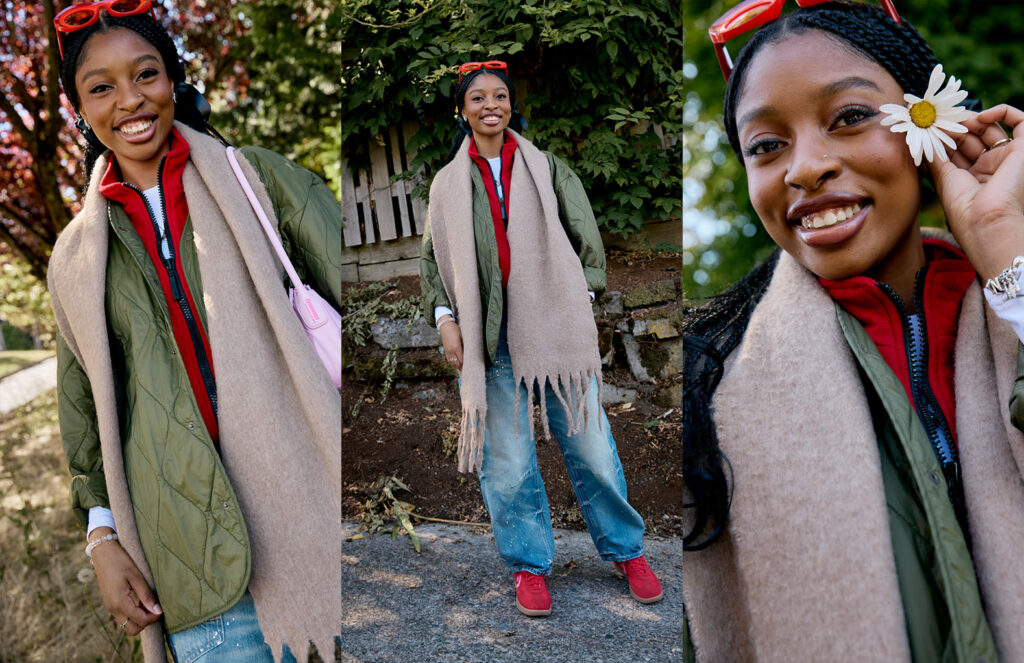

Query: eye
88;83;112;94
744;137;784;157
137;68;159;81
832;105;877;129
497;93;507;99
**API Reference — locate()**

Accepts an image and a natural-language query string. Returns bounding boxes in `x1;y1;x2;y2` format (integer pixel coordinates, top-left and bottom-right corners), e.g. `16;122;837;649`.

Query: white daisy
880;64;972;166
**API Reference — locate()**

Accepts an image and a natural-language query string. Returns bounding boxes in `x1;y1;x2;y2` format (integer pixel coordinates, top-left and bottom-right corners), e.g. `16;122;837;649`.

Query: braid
444;67;527;164
688;1;940;550
58;13;229;179
683;249;779;550
723;1;938;164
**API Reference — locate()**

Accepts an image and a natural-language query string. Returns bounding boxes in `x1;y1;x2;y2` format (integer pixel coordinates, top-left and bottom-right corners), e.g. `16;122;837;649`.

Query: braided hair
57;12;228;178
443;67;528;164
684;1;940;551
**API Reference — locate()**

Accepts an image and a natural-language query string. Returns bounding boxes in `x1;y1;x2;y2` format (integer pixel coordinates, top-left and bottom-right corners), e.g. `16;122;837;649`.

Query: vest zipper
124;160;218;420
492;152;507;226
877;267;969;538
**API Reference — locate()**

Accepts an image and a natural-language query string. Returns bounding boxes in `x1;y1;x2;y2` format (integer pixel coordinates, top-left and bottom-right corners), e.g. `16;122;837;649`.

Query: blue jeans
167;591;296;663
477;330;646;576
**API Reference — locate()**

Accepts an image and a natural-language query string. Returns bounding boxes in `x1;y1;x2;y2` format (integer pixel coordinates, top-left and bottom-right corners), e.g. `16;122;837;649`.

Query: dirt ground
341;250;683;538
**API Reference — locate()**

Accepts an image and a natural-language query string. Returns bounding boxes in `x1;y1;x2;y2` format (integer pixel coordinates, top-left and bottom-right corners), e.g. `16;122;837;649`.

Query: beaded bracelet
437;316;457;332
985;256;1024;301
85;532;118;560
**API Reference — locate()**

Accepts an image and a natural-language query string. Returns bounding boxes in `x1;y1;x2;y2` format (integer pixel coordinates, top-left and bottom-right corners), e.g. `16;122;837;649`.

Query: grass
0;389;142;662
0;350;54;379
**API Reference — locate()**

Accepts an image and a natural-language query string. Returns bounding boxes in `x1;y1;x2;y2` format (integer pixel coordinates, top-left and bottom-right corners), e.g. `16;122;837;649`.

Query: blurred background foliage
342;0;683;239
683;0;1024;302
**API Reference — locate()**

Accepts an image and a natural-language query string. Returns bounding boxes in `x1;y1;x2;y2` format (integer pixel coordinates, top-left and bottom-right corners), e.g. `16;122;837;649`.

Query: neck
473;131;504;159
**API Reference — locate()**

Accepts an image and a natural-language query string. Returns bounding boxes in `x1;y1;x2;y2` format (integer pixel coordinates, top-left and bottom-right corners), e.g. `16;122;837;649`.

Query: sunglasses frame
458;60;508;84
709;0;901;81
53;0;155;59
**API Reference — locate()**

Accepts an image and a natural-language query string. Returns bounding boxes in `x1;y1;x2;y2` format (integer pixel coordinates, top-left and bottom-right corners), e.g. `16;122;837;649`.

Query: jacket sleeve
547;152;607;295
56;332;108;528
237;146;342;311
419;215;452;325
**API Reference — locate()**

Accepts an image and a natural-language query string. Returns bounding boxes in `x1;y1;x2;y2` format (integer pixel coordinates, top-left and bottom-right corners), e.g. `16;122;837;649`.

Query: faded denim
476;328;645;576
167;590;296;663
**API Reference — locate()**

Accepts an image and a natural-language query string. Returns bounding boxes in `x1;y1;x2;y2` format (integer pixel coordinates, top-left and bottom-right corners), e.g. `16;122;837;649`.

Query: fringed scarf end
457;406;486;473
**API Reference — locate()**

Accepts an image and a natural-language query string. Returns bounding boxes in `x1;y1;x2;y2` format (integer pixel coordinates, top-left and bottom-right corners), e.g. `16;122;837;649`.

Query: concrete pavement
342;521;683;663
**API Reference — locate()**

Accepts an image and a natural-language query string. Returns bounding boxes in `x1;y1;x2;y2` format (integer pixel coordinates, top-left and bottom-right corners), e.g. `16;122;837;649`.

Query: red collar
468;131;518;165
821;237;977;444
98;127;191;202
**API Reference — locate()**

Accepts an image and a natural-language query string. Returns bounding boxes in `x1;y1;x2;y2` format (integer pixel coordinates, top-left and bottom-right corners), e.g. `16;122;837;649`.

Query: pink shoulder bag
226;147;342;389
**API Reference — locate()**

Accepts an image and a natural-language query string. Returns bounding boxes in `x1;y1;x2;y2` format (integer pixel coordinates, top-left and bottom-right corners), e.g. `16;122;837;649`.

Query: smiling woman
49;3;341;662
683;1;1024;662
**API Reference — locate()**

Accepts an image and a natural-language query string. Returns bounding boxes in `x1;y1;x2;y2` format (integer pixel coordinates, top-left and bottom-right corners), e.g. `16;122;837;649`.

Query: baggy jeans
476;328;646;576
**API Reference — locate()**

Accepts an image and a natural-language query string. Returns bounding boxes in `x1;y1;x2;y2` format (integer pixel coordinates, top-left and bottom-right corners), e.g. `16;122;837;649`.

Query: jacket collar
98;127;191;202
467;130;518;165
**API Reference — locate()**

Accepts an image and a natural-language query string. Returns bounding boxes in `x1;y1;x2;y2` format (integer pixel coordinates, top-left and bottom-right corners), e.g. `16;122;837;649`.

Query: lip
113;112;159;144
787;193;867;224
794;202;870;247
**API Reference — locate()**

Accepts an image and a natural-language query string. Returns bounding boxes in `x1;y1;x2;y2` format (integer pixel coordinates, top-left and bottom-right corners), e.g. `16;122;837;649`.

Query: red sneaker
613;556;663;604
514;571;552;617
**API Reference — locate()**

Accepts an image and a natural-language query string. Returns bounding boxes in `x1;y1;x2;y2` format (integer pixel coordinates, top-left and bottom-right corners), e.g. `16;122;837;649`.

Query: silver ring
119;617;129;630
989;137;1012;151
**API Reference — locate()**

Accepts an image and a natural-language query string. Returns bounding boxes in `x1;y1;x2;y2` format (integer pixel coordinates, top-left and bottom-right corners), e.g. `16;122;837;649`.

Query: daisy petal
933;119;969;134
921;130;935;162
904;93;923;105
931;132;950;162
925;64;944;98
909;132;924;166
934;128;958;150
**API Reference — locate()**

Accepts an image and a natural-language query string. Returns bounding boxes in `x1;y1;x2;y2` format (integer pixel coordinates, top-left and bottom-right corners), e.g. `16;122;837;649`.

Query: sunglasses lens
109;0;148;14
60;8;96;27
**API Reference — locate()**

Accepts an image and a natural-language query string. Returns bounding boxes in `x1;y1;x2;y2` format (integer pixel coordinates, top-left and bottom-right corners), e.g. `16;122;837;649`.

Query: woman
419;61;662;617
49;3;341;661
684;1;1024;661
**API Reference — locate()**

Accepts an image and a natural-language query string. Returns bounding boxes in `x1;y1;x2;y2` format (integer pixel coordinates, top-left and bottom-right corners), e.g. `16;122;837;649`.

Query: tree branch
0;89;33;146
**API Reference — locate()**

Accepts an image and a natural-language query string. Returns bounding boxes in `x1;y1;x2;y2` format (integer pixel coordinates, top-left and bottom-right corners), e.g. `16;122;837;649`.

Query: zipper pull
166;265;185;301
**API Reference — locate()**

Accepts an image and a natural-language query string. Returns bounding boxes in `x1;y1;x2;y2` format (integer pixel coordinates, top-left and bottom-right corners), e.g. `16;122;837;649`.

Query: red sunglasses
709;0;901;81
458;61;508;83
53;0;155;59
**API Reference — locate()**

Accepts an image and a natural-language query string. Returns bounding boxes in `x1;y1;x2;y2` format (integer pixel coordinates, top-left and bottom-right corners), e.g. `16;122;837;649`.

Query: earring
172;90;177;104
74;115;90;133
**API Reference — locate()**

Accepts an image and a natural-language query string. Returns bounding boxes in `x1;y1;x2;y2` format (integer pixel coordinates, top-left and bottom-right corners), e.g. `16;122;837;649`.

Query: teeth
117;119;153;136
802;203;862;229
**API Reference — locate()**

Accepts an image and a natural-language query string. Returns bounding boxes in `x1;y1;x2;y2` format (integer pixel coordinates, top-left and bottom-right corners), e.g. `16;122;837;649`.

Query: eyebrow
79;54;161;83
468;86;508;95
737;76;885;132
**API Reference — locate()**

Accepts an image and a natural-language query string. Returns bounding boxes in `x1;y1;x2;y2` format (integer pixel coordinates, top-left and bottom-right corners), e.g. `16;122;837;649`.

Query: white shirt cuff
434;306;454;328
87;507;116;540
588;291;595;303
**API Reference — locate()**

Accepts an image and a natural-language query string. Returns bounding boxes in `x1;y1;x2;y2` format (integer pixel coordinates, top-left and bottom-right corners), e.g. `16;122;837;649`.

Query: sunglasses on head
458;61;508;83
53;0;155;59
709;0;901;81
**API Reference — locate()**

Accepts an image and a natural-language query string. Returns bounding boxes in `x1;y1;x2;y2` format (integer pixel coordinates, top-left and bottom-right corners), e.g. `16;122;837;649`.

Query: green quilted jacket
56;145;342;633
419;151;606;366
683;305;1008;663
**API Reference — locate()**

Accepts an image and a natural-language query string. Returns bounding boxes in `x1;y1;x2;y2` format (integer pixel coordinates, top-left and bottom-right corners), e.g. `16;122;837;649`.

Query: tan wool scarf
48;123;341;663
427;131;603;472
683;243;1024;662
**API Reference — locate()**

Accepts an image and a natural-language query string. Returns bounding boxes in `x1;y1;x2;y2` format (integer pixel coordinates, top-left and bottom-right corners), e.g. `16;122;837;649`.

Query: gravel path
342;521;683;663
0;357;57;415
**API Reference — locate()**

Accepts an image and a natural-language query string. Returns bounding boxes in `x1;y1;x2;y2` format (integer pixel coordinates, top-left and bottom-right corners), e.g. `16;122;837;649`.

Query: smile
481;115;502;125
116;118;154;136
801;204;862;230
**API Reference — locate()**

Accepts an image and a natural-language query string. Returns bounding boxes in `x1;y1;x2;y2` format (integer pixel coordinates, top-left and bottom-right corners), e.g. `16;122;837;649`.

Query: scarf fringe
509;369;603;443
457;406;486;472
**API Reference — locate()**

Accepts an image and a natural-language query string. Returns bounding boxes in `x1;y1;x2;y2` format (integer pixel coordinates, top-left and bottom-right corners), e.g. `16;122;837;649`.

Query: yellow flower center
909;100;937;128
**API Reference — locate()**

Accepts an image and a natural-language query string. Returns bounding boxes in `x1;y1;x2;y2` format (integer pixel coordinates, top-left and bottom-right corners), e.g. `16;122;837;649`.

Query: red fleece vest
468;133;517;288
821;238;977;445
98;129;219;442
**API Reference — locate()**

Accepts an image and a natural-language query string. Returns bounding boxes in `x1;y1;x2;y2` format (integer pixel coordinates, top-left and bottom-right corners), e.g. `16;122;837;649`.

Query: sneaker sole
515;599;551;617
613;564;664;604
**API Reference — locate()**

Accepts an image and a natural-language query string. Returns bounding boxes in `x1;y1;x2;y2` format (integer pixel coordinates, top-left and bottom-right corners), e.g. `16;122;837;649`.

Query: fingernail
153;603;162;614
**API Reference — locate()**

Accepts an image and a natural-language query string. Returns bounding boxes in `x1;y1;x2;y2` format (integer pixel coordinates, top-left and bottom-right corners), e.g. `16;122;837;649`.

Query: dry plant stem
411;514;491;527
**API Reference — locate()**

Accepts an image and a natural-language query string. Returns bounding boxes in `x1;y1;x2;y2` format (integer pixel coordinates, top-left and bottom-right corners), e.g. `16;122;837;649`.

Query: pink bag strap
225;146;306;290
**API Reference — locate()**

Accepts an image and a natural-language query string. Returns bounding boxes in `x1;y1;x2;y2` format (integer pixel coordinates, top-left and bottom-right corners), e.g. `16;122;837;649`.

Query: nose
116;84;145;111
784;139;839;191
